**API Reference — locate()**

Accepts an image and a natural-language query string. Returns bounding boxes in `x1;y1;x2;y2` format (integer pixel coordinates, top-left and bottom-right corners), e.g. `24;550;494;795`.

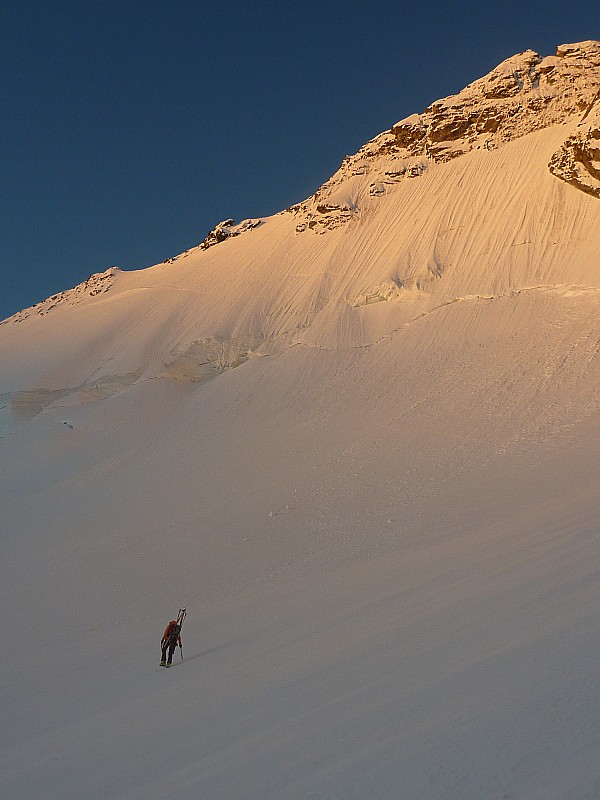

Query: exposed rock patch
290;41;600;233
2;268;119;325
549;99;600;197
200;218;263;250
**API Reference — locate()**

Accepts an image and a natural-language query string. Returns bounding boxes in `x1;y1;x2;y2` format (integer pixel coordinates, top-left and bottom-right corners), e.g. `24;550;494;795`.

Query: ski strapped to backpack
176;607;186;659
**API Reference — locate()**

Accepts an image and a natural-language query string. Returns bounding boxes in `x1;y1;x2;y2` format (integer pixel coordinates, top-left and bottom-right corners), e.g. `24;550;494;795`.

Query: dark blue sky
2;1;598;320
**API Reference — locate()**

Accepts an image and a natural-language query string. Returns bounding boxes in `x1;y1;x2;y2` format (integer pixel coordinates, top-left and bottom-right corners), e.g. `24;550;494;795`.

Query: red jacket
162;620;182;646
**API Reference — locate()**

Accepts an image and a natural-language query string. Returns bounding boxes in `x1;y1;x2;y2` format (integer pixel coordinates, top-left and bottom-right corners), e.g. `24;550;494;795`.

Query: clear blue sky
2;1;598;320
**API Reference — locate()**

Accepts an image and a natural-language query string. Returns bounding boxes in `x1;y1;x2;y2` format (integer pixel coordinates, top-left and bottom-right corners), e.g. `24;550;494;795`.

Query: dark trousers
161;638;178;664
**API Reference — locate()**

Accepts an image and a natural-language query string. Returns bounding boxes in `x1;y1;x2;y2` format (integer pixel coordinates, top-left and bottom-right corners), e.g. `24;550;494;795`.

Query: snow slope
1;42;600;799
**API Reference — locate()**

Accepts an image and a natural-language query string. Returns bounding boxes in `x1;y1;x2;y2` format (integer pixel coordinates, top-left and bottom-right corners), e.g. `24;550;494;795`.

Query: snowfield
1;42;600;799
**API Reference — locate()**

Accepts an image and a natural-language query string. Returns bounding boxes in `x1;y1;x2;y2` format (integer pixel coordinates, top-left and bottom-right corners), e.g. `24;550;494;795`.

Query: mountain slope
1;42;600;800
2;44;600;394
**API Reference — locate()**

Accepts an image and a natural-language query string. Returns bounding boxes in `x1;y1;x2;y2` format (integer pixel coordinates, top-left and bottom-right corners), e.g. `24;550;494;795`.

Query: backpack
167;623;181;640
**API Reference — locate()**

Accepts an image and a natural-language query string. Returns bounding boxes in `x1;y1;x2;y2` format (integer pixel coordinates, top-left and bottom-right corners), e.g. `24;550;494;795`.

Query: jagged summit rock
290;40;600;232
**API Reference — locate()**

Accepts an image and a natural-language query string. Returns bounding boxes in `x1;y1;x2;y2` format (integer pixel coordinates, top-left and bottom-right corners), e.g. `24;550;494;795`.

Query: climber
160;619;182;667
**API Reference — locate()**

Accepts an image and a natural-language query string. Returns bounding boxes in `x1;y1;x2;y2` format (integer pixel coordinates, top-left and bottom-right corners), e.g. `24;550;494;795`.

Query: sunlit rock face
199;218;263;250
1;268;120;326
549;103;600;198
288;41;600;233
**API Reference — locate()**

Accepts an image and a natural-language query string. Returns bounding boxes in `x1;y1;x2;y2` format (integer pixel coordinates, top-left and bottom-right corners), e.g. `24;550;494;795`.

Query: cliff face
290;41;600;232
549;99;600;197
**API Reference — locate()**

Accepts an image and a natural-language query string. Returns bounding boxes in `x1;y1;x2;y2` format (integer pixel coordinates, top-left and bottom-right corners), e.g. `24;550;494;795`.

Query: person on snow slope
160;619;182;667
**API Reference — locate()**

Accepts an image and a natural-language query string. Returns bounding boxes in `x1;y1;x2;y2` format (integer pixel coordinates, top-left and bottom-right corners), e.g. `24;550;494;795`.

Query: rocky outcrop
549;95;600;198
200;218;262;250
2;268;119;325
370;41;600;163
290;41;600;233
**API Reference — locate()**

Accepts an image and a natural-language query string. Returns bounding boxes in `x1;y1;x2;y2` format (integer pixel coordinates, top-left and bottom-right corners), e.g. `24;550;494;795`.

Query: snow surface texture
1;42;600;800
